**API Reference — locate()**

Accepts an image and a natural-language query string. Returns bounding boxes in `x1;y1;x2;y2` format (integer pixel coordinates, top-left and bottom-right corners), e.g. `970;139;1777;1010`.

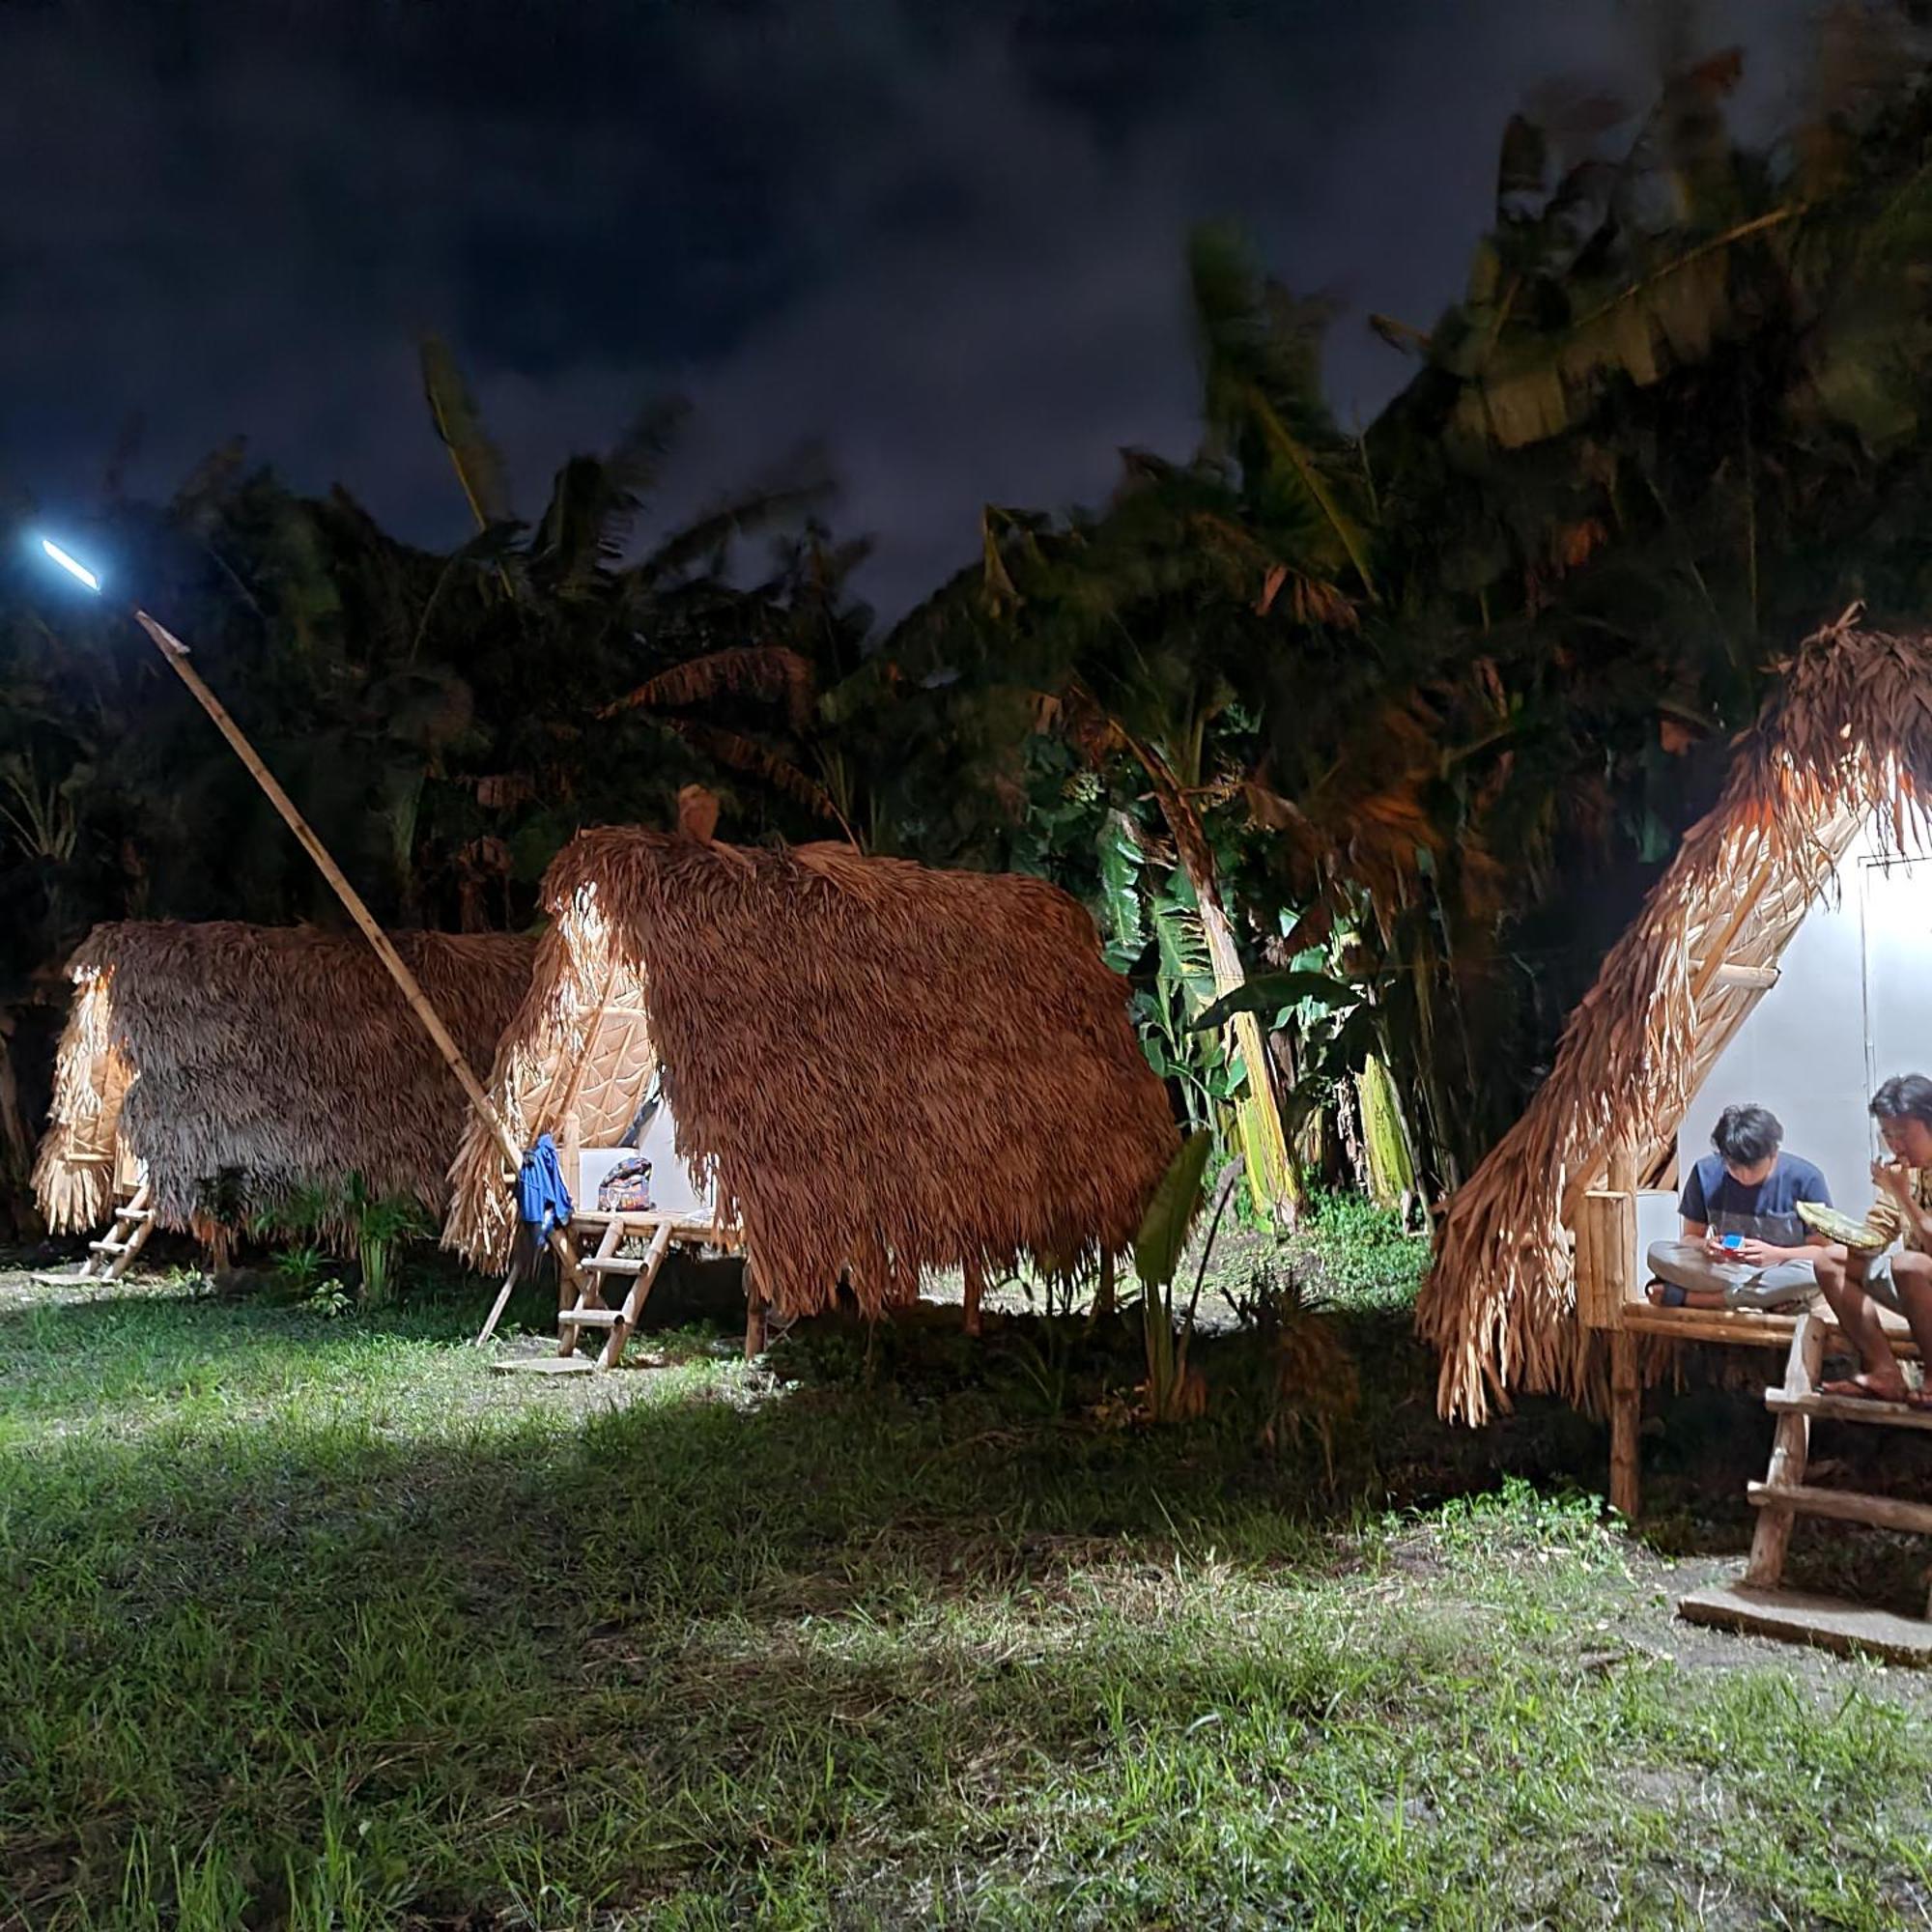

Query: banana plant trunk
1137;754;1300;1227
1356;1052;1416;1214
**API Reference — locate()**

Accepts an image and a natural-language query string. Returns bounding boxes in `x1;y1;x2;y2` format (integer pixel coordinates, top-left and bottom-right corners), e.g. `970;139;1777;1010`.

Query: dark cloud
3;0;1822;615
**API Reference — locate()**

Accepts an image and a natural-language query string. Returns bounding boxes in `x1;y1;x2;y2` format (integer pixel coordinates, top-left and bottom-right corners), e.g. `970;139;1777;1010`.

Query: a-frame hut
442;821;1179;1329
1421;612;1932;1486
34;922;534;1251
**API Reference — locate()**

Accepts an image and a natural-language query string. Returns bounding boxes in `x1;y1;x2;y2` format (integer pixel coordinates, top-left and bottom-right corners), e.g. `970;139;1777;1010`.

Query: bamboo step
1765;1388;1932;1432
118;1208;154;1223
582;1255;649;1275
88;1240;128;1256
569;1208;740;1246
1747;1482;1932;1536
559;1308;622;1327
1678;1582;1932;1664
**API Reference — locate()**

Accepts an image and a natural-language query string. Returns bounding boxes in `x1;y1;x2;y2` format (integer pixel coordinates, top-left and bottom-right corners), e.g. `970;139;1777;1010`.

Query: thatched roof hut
34;922;534;1239
1420;611;1932;1423
443;825;1179;1316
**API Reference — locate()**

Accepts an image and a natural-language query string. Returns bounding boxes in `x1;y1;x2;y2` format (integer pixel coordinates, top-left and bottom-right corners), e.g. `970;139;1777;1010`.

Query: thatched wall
33;923;534;1237
445;828;1179;1314
1419;614;1932;1423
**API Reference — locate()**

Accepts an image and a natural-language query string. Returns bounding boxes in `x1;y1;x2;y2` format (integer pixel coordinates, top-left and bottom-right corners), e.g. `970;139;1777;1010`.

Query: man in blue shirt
1644;1103;1834;1310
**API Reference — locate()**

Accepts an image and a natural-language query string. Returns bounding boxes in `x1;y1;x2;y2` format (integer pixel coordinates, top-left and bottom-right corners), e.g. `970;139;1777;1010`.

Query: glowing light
40;538;100;592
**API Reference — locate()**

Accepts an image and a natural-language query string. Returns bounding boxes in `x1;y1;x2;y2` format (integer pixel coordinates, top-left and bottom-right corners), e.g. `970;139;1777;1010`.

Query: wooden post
962;1258;984;1337
1746;1312;1824;1587
1609;1330;1641;1520
1576;1189;1600;1321
744;1254;768;1360
132;611;585;1290
1605;1193;1634;1316
1576;1192;1613;1329
1093;1249;1116;1321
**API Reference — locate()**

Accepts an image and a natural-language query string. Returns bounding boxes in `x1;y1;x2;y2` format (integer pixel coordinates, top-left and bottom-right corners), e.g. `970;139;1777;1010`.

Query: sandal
1819;1374;1913;1405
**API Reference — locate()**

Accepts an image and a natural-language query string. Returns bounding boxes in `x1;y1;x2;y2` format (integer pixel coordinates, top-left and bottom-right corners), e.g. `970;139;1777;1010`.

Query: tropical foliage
9;17;1932;1226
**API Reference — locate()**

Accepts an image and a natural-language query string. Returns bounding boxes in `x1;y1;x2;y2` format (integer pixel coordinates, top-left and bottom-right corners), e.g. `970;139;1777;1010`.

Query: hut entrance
1422;617;1932;1662
454;887;748;1372
1572;811;1929;1653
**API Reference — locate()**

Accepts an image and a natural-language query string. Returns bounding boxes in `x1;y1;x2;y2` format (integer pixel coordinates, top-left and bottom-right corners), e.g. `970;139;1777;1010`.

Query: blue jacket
517;1132;574;1236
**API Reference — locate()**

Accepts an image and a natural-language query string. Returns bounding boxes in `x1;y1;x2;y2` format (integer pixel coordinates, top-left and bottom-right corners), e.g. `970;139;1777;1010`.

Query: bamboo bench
1577;1188;1931;1661
1575;1187;1919;1518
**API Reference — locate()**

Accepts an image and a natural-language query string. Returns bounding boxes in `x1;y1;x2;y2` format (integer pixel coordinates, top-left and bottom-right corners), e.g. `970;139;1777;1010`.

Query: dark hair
1871;1074;1932;1129
1712;1103;1782;1167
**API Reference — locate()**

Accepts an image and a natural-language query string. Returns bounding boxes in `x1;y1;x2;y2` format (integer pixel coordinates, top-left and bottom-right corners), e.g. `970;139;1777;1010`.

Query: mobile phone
1721;1233;1744;1250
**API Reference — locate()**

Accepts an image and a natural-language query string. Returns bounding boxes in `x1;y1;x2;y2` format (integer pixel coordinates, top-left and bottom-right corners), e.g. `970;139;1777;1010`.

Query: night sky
7;0;1816;615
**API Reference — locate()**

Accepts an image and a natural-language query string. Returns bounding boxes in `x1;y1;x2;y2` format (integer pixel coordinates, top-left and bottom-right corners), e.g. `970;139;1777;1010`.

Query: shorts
1860;1255;1911;1312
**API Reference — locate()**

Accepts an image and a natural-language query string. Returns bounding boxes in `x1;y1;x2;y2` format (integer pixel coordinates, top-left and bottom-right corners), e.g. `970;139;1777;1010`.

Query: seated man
1811;1074;1932;1406
1644;1103;1833;1311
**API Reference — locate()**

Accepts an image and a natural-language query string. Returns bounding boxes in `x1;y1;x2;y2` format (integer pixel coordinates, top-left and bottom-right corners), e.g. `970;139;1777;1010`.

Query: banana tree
417;336;847;844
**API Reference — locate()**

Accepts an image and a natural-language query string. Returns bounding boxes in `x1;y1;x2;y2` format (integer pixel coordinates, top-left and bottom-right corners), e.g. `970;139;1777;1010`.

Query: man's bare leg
1813;1249;1910;1397
1884;1251;1932;1396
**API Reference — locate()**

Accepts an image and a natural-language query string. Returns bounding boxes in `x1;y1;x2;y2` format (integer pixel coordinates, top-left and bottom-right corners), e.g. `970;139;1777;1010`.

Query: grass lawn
1;1242;1930;1929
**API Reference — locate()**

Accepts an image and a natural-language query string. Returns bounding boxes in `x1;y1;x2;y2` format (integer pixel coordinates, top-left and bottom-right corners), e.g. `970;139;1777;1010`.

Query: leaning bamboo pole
131;611;581;1285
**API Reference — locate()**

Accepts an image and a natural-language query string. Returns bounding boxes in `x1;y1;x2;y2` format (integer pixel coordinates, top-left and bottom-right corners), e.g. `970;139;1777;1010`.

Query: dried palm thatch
33;923;533;1239
444;827;1179;1315
1419;612;1932;1423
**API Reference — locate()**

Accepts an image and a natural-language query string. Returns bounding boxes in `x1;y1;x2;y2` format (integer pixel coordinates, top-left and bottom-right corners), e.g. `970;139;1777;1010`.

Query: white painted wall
578;1091;713;1218
1636;1188;1679;1259
1679;816;1932;1218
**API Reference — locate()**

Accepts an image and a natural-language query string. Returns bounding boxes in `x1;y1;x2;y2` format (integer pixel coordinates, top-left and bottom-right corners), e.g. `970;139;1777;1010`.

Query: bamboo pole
1746;1313;1823;1587
474;1256;523;1348
131;611;582;1284
1608;1329;1640;1520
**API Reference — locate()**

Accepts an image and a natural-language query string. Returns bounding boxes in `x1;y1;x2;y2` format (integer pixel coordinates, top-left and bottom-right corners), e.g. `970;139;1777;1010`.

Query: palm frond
664;720;842;822
639;478;832;585
598;645;816;727
419;335;512;531
607;397;691;498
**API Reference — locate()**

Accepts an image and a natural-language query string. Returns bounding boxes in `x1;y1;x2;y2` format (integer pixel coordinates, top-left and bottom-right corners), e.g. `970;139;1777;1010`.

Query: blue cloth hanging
517;1132;573;1236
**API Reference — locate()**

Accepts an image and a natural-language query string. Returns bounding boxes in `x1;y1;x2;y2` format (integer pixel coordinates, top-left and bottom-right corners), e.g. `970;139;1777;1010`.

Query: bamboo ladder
1677;1311;1932;1662
544;960;682;1369
76;1178;155;1283
556;1216;676;1368
476;953;705;1371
